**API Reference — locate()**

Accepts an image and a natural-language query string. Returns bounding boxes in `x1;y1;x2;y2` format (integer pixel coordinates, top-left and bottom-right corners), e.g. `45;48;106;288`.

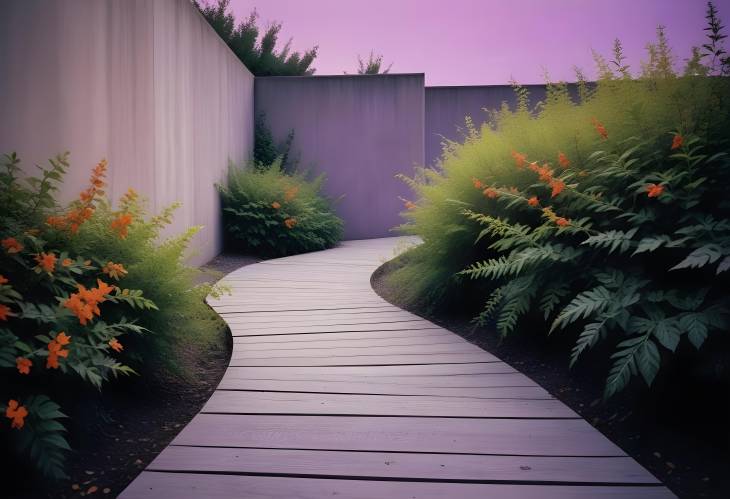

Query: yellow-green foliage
68;198;227;373
394;18;730;398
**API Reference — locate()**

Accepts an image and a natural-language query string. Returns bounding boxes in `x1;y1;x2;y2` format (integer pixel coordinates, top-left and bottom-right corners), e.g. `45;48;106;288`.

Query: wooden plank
215;379;548;398
172;414;627;456
219;307;412;319
230;343;484;359
122;472;672;499
224;312;425;326
232;328;456;345
229;322;442;336
215;305;400;314
148;446;660;484
201;391;572;418
233;334;470;350
228;352;498;367
223;363;516;377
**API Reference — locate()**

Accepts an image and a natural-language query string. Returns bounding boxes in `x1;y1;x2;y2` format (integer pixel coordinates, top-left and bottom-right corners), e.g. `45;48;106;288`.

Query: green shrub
219;159;343;257
0;152;225;479
395;11;730;398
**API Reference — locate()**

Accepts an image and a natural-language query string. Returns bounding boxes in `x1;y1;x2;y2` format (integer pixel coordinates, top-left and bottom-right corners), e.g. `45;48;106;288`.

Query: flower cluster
63;279;114;326
46;159;107;233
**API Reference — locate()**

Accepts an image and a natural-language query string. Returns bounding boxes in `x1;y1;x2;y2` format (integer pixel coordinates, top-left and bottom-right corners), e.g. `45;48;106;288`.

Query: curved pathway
121;238;674;498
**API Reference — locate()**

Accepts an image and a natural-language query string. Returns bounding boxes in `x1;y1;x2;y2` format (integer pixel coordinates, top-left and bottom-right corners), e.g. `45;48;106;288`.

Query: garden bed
7;253;257;499
372;257;730;499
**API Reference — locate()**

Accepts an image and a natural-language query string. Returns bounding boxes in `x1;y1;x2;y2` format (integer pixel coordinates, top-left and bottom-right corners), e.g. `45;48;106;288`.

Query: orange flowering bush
219;158;343;256
395;17;730;399
0;153;158;479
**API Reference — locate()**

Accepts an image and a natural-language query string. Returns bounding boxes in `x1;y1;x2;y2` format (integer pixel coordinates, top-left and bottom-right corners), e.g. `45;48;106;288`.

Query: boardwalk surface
121;238;675;498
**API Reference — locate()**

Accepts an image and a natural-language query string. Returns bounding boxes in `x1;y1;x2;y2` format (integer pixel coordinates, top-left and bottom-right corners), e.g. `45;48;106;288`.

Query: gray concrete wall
0;0;254;264
425;84;578;165
255;74;424;240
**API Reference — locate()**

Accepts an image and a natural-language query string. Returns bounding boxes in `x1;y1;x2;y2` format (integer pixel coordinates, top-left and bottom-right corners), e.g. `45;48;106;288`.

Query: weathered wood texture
120;237;674;498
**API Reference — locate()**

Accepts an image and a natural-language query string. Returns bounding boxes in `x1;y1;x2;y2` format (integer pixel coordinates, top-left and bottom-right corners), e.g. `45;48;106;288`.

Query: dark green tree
194;0;317;76
356;51;392;75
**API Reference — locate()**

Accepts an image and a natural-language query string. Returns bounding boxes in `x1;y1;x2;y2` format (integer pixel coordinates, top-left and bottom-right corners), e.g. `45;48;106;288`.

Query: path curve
121;237;674;498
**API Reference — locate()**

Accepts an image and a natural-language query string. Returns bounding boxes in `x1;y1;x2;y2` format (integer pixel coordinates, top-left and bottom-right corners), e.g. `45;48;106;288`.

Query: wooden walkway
120;238;674;498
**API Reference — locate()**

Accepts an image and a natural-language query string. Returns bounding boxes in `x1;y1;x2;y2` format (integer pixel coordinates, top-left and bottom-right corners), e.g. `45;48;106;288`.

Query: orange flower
102;261;128;280
2;237;23;254
55;331;71;346
90;159;108;190
35;252;57;273
549;179;566;198
271;201;281;209
511;150;527;169
120;188;138;208
0;274;8;285
646;183;665;198
555;217;570;227
528;196;540;207
483;187;499;199
84;260;92;266
404;200;416;210
558;152;571;168
508;186;519;194
472;178;484;189
6;400;28;429
0;304;13;321
284;185;299;202
111;213;133;239
64;281;112;325
109;338;123;353
16;357;32;375
528;162;554;182
47;334;71;369
284;218;298;229
46;215;67;230
591;117;608;140
671;134;684;150
62;258;73;267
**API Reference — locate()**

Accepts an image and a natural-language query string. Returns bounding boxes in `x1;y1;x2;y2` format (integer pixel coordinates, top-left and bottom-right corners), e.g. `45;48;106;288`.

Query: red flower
109;338;123;353
528;196;539;207
0;304;13;321
472;178;484;189
1;237;23;254
482;187;499;199
6;400;28;429
671;134;684;150
550;179;566;198
511;151;527;169
555;217;570;227
646;183;665;198
558;152;571;168
591;117;608;140
16;357;32;375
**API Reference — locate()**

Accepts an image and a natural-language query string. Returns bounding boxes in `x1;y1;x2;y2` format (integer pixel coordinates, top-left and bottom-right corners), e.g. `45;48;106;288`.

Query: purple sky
225;0;730;85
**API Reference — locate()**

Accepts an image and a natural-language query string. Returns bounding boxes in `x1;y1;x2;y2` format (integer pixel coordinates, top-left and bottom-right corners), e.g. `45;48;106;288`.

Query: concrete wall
0;0;254;264
425;84;582;165
255;74;424;240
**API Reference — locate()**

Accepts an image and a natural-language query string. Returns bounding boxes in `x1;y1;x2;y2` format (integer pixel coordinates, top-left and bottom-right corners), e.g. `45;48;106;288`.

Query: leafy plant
219;159;343;257
254;113;296;171
354;51;392;75
194;0;318;76
1;152;225;478
394;6;730;399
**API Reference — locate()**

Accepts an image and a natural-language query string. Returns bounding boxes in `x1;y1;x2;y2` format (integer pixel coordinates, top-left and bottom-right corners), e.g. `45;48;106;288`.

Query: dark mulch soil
5;253;258;499
371;258;730;499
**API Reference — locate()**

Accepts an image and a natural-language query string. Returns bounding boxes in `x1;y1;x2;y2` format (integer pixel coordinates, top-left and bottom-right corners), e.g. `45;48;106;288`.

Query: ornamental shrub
394;11;730;398
0;152;224;479
219;159;343;257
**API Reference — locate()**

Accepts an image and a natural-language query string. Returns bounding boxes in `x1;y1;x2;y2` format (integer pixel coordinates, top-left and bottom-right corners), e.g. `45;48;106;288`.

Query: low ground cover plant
394;5;730;399
219;158;343;257
0;152;224;479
